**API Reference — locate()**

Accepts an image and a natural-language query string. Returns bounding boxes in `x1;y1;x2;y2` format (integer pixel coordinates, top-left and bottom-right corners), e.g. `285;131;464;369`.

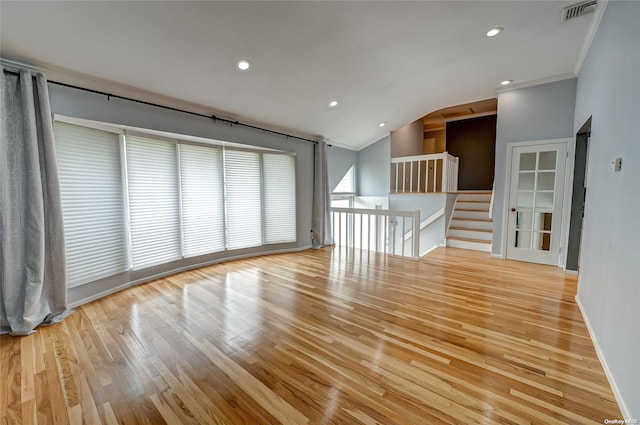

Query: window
54;118;297;286
126;135;182;269
263;154;297;244
179;144;225;257
332;165;355;208
333;165;355;194
54;122;128;287
224;150;263;250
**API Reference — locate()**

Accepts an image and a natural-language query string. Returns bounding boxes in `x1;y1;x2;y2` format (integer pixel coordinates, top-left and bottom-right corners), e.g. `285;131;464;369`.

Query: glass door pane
514;150;557;252
507;142;567;266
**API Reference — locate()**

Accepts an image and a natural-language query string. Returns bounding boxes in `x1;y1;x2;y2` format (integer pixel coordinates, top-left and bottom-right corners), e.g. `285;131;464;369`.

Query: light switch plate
611;157;622;172
614;157;622;172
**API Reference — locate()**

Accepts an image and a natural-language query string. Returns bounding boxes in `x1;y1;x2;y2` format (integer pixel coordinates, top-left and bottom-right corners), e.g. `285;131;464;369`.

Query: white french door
506;141;567;265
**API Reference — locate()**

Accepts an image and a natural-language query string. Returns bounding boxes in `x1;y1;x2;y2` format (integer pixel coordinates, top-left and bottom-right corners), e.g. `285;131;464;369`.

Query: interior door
506;142;567;265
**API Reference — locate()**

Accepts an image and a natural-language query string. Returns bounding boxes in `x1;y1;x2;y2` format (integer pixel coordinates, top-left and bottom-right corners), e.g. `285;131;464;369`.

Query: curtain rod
2;68;324;146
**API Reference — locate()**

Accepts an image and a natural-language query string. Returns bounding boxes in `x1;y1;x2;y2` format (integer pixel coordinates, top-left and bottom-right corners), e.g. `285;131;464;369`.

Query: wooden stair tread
455;208;490;212
449;226;492;233
456;200;490;203
452;217;493;222
447;236;492;244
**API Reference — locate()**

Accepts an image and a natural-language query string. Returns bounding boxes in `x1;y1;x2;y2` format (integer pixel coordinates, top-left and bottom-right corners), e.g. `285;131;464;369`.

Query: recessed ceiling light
328;100;338;108
486;27;503;37
378;122;387;128
500;80;513;86
236;59;251;72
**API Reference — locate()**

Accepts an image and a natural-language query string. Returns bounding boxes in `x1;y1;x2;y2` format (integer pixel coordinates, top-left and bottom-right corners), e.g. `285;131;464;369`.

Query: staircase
446;191;493;252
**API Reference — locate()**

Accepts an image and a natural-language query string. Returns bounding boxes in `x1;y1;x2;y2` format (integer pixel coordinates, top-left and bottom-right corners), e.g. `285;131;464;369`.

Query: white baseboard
575;296;632;420
420;244;441;257
490;253;504;259
69;245;312;308
563;269;579;275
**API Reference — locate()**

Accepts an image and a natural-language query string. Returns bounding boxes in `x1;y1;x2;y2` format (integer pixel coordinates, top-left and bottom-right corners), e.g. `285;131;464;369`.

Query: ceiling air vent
562;0;597;22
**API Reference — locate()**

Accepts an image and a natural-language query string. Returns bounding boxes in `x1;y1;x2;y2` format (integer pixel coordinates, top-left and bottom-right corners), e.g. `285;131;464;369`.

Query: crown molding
355;133;390;152
496;73;576;94
574;0;609;76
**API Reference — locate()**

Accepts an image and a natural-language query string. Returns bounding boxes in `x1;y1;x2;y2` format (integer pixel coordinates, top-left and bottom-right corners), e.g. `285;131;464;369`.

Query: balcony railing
391;152;459;193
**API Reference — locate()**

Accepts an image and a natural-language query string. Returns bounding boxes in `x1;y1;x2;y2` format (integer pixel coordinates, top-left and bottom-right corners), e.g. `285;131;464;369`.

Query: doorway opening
566;117;591;271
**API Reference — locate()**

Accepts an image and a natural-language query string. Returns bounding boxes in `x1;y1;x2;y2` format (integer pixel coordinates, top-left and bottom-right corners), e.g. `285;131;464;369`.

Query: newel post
442;152;449;192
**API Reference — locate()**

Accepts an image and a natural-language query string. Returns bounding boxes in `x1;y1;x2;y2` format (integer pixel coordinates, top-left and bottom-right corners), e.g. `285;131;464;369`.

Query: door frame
565;117;592;272
501;138;573;267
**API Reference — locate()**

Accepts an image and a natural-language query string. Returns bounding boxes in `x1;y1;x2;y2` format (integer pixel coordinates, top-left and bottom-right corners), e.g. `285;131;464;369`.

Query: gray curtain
311;138;333;248
1;67;70;336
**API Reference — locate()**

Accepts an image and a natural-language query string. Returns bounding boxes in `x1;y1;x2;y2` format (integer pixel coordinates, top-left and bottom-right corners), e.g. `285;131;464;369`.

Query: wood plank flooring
0;247;622;424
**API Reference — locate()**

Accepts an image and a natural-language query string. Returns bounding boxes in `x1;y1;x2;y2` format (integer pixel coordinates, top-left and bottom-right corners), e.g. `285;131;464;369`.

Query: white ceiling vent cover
562;0;597;22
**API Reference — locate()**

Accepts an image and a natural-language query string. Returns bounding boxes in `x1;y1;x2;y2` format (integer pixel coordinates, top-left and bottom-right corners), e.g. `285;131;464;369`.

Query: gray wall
357;135;391;196
327;145;357;192
390;118;423;158
573;1;640;418
492;78;577;255
48;84;316;305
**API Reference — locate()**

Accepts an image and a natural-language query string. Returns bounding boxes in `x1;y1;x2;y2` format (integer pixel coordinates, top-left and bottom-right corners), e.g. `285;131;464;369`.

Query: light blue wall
573;1;640;418
48;84;316;305
492;78;577;255
327;145;357;192
389;193;446;223
357;135;390;196
327;135;391;197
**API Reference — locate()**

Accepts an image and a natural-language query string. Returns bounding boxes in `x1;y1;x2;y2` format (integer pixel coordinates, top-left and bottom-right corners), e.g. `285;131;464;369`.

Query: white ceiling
0;1;595;150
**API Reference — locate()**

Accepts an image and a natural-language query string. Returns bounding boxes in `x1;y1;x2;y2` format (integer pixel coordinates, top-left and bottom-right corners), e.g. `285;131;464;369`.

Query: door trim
501;138;572;266
564;118;591;272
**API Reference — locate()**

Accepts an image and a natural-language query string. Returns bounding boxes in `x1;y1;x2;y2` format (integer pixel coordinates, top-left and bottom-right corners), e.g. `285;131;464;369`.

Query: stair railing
391;152;459;193
402;207;445;256
331;207;420;259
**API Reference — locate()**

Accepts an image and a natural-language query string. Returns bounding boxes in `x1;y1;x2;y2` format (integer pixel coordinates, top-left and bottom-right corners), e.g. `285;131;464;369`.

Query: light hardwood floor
1;247;622;424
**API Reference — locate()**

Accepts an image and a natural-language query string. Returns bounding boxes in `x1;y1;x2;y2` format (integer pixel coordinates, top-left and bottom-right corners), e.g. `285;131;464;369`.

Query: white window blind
224;150;263;250
179;144;225;257
55;117;300;286
263;154;296;244
54;122;128;287
333;165;355;193
126;135;182;269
